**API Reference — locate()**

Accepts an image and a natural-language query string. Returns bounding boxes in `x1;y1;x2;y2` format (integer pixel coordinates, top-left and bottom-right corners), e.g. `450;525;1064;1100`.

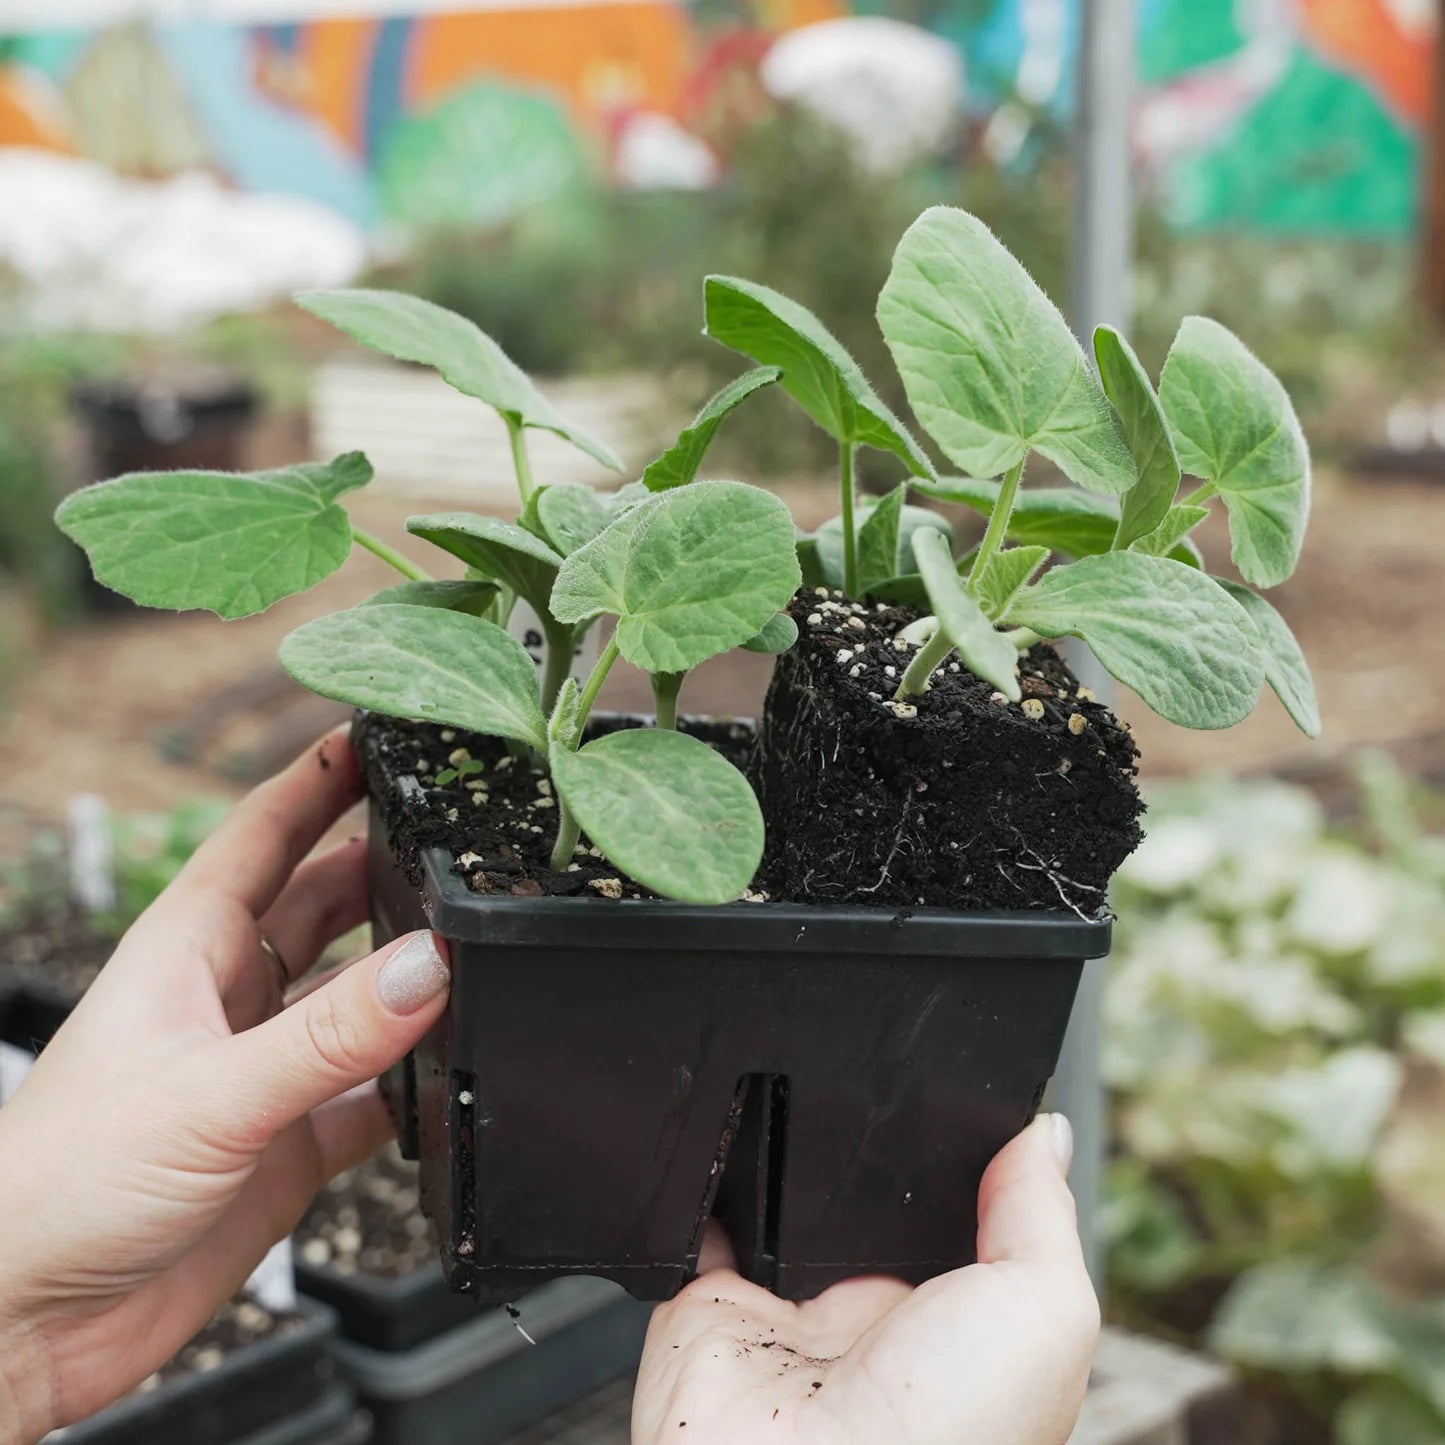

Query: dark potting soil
137;1297;303;1392
296;1142;437;1279
357;588;1143;912
0;911;110;1002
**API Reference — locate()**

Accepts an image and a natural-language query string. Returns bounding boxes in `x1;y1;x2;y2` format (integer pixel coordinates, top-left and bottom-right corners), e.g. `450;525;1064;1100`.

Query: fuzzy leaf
357;579;500;617
797;535;826;589
878;208;1135;493
1159;316;1310;586
917;477;1202;567
550;728;764;904
704;275;934;477
740;612;799;655
548;676;582;751
913;527;1021;698
1094;324;1181;546
856;483;907;594
55;453;372;619
521;483;609;557
642;366;782;491
1131;504;1209;559
406;512;562;612
551;480;801;674
1007;552;1264;728
279;604;547;751
974;544;1049;620
296;288;622;471
1218;581;1321;738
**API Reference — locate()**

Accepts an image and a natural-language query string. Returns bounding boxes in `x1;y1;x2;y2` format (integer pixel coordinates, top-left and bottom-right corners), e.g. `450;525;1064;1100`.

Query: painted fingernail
1044;1113;1075;1172
376;934;450;1015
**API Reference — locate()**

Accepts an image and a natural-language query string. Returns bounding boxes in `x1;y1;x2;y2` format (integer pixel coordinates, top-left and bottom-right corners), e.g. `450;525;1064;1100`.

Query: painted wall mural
0;0;1436;236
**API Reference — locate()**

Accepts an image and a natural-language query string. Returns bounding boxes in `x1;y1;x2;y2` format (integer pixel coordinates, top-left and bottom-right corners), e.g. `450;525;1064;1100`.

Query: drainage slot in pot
713;1073;789;1291
451;1069;478;1273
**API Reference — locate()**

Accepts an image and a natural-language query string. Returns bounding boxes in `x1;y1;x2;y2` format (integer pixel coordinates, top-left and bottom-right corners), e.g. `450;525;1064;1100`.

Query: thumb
216;931;450;1143
976;1113;1086;1272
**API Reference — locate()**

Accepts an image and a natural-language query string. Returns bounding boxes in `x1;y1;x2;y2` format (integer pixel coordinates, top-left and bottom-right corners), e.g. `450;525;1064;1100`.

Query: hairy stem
839;441;858;596
652;672;683;730
1181;480;1217;508
1006;627;1042;651
540;622;576;715
507;416;536;505
965;458;1025;594
548;798;582;871
352;527;432;582
548;632;621;870
895;626;955;700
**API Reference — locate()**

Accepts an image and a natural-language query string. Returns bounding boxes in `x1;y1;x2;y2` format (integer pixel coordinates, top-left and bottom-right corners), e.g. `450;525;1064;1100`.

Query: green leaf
55;453;372;620
1218;581;1321;738
1159;315;1311;587
740;612;799;654
797;535;826;589
642;366;783;491
406;512;562;613
548;676;582;752
278;604;547;751
916;476;1202;567
814;503;953;590
607;480;651;516
551;480;801;674
703;276;934;477
1006;552;1264;728
549;728;764;904
856;483;907;594
1130;504;1209;559
357;579;500;617
1338;1388;1445;1445
913;527;1021;698
520;483;608;557
974;545;1049;620
1094;324;1181;546
878;207;1134;493
295;288;622;472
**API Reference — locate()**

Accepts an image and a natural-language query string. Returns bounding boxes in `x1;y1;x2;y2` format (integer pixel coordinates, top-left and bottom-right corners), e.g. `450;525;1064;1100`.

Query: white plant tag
508;601;600;685
0;1042;35;1106
67;794;116;915
245;1237;296;1313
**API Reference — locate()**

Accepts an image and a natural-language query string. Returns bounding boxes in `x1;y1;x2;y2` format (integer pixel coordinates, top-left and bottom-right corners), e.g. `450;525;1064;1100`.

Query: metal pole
1055;0;1136;1288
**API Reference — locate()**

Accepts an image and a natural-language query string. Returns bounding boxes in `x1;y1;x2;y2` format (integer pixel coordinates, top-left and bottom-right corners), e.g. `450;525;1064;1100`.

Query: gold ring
258;935;290;993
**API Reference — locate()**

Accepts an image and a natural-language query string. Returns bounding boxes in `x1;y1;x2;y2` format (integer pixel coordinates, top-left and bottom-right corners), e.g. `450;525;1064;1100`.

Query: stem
549;798;582;871
507;416;536;505
1181;481;1217;508
540;622;575;715
547;633;621;871
965;458;1025;594
1006;627;1041;651
652;672;683;730
352;527;432;582
575;633;620;733
895;625;955;700
839;442;858;596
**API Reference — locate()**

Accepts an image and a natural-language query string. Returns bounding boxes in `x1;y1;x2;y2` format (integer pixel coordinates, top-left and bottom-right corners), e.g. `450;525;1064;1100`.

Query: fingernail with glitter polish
376;933;450;1015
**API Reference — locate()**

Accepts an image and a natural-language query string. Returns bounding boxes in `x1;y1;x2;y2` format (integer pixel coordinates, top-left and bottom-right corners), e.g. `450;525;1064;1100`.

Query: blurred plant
1103;760;1445;1441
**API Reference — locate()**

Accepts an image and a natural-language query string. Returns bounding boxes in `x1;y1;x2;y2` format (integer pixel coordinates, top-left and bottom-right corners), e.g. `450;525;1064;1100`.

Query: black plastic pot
53;1300;345;1445
295;1258;477;1353
368;793;1111;1304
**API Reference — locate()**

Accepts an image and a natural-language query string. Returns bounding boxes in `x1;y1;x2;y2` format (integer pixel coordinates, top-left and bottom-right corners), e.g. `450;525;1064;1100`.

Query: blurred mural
0;0;1435;236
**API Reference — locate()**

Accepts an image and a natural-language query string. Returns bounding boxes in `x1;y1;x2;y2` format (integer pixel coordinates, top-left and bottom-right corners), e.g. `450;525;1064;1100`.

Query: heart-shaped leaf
740;612;799;655
358;579;500;617
1159;316;1310;587
878;208;1135;493
406;512;562;612
55;452;373;619
296;288;622;472
913;527;1021;698
1131;504;1210;559
642;366;782;491
550;728;764;904
814;503;955;590
974;544;1049;620
916;477;1202;567
1094;324;1181;547
704;276;934;478
520;484;609;557
856;483;907;594
551;480;801;674
1006;551;1264;728
1218;581;1320;738
279;603;548;750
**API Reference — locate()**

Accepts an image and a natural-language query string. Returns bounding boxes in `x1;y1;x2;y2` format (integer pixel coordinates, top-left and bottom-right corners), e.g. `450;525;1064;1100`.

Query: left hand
0;728;451;1443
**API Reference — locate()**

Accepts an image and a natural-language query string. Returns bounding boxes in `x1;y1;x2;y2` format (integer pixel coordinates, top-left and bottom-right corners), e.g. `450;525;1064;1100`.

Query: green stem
1006;627;1042;652
965;458;1025;594
548;797;582;871
895;625;954;700
575;633;620;733
352;527;432;582
652;672;683;730
839;442;858;597
540;622;576;715
507;416;536;505
1181;481;1217;508
547;633;622;871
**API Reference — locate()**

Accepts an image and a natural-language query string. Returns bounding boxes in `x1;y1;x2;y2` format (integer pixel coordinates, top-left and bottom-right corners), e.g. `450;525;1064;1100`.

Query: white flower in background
614;113;719;191
1286;850;1395;957
760;18;964;175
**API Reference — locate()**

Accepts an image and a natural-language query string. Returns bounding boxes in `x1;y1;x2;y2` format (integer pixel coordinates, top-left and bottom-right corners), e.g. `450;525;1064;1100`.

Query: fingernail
1044;1113;1074;1172
376;934;450;1015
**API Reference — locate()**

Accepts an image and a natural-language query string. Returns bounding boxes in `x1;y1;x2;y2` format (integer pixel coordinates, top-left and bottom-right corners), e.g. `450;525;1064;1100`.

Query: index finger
177;725;364;916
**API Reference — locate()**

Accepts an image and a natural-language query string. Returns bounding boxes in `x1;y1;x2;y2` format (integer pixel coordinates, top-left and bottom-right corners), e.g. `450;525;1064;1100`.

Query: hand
0;728;451;1444
634;1114;1098;1445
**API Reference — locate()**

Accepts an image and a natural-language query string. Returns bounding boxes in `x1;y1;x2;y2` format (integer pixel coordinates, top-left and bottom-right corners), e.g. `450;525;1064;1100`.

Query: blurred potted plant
57;205;1317;1304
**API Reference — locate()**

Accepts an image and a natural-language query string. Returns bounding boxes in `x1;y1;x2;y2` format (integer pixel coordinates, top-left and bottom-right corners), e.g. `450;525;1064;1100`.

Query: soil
0;909;110;1002
295;1142;437;1279
136;1297;303;1392
359;588;1143;912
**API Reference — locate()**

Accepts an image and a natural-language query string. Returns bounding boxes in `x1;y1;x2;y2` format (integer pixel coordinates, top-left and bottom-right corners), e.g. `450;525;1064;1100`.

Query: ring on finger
258;934;291;994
